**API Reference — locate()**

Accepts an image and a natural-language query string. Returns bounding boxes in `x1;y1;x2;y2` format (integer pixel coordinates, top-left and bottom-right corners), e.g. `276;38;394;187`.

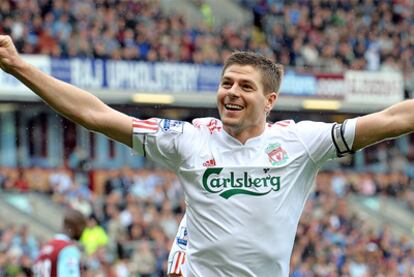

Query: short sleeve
294;119;356;165
57;245;81;277
131;118;198;171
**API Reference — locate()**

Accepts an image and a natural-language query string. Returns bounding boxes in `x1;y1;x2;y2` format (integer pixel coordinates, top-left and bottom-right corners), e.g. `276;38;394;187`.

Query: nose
227;84;240;98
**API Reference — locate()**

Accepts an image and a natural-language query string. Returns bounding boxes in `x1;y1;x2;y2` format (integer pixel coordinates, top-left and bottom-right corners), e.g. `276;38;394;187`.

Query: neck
224;123;266;144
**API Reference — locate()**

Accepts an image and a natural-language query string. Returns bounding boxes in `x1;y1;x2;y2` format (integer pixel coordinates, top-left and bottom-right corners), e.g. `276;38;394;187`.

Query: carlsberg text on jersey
202;167;281;199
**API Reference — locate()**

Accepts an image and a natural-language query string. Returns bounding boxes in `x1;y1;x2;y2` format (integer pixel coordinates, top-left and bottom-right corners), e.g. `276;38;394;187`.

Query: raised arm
0;35;132;147
352;99;414;151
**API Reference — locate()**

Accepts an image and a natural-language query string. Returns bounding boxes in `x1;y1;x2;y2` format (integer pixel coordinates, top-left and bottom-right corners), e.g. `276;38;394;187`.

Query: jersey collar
55;233;71;241
221;126;268;147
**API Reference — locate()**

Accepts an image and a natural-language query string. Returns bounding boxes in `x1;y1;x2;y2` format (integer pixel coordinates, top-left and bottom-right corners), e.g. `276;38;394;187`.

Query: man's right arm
0;35;132;147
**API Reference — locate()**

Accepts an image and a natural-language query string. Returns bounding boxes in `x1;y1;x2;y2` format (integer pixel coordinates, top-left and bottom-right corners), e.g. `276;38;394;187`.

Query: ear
265;92;278;111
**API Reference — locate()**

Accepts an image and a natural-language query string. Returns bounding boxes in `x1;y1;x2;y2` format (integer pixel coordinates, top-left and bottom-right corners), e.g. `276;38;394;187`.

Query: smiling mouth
225;104;243;111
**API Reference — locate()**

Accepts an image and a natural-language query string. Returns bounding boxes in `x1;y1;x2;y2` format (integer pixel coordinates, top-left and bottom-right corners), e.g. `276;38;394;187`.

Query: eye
221;81;232;88
241;84;253;91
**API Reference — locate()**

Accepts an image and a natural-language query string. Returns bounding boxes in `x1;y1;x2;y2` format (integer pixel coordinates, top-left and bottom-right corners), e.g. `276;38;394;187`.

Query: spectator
14;169;30;192
80;215;109;256
129;240;157;277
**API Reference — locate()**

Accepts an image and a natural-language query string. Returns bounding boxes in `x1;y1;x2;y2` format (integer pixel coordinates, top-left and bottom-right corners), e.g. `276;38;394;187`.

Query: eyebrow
221;76;256;86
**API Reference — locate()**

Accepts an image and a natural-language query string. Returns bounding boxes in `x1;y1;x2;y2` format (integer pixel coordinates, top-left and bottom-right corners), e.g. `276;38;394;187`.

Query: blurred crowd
0;168;183;276
0;0;413;93
291;176;414;277
238;0;414;93
0;0;241;64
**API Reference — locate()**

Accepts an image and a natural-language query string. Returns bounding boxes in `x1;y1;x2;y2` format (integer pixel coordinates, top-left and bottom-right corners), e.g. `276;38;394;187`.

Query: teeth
225;104;243;110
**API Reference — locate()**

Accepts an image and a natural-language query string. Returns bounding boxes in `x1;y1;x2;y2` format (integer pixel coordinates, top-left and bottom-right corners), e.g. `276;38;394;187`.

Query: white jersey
132;117;356;277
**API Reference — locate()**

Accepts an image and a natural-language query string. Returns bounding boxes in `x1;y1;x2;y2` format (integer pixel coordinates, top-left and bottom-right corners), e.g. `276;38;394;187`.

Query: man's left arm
352;99;414;151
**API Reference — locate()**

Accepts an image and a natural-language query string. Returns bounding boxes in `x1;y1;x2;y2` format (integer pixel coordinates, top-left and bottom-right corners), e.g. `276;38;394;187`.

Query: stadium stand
0;0;414;276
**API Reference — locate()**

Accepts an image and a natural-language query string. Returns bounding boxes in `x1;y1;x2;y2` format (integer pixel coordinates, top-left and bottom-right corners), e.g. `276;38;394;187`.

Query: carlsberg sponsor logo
202;168;281;199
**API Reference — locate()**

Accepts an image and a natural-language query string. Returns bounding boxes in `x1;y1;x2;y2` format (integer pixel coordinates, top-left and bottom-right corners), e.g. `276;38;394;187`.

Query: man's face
217;64;276;136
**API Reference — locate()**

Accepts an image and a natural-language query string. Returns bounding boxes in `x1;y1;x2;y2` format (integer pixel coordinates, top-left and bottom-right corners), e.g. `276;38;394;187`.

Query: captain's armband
331;120;355;157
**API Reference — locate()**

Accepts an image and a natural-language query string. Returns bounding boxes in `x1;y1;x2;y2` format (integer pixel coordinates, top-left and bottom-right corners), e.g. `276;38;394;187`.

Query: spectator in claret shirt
33;208;86;277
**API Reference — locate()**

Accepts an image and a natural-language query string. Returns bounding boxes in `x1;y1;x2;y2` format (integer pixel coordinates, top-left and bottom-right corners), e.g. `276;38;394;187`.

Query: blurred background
0;0;413;276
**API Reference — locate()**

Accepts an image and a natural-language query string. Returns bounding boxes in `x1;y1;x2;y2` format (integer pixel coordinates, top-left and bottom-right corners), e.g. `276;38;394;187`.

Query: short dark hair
222;51;284;94
63;208;87;240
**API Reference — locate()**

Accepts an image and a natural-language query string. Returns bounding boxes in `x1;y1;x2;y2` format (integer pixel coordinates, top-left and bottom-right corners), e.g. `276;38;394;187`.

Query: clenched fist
0;35;24;74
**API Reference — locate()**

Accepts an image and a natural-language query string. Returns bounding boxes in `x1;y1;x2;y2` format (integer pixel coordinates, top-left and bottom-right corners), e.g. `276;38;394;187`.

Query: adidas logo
203;159;216;167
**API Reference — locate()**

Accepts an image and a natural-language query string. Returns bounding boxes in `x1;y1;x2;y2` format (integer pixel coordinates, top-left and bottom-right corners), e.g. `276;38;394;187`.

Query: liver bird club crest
265;143;288;166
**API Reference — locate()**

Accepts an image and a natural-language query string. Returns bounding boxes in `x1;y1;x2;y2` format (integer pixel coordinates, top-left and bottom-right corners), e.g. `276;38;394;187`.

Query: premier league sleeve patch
160;119;184;133
176;226;188;249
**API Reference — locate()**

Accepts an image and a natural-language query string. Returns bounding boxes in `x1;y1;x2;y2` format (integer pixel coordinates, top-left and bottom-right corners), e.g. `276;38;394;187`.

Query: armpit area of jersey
331;120;354;157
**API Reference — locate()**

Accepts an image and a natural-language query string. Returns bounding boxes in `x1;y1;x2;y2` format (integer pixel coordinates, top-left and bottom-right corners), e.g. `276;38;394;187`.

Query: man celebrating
33;208;87;277
1;34;413;276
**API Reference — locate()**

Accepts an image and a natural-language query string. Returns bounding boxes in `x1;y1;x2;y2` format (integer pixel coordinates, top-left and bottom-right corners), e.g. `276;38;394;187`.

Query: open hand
0;35;23;74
